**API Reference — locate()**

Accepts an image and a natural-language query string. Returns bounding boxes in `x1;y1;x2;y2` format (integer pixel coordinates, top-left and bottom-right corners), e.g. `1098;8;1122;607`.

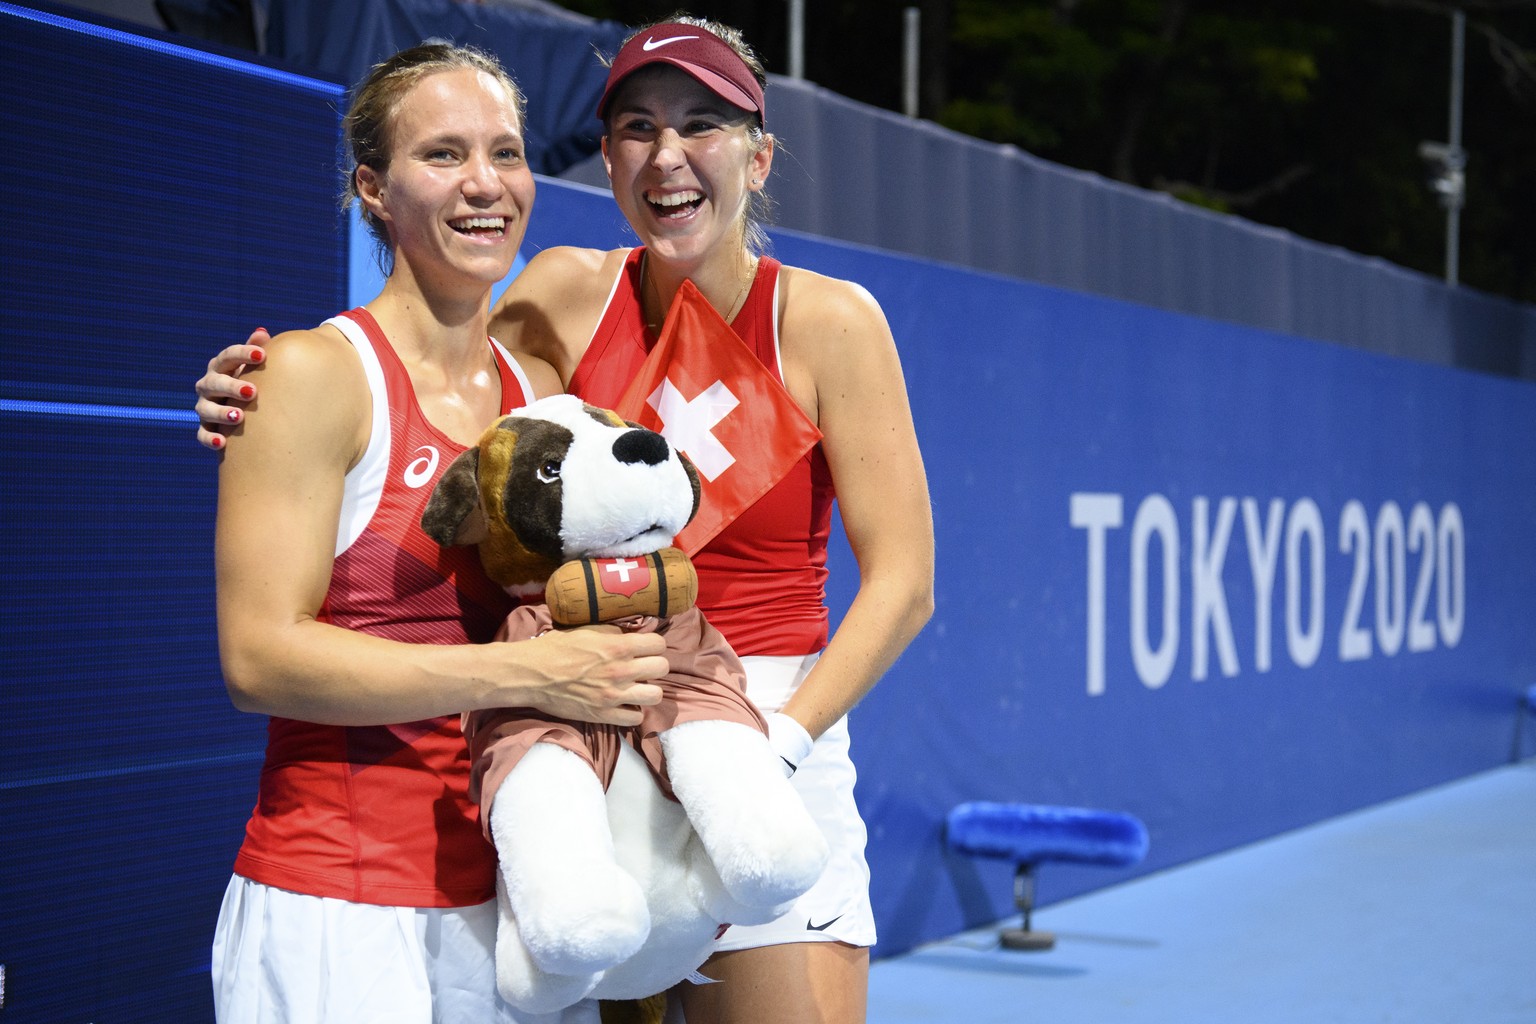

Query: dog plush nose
612;428;670;467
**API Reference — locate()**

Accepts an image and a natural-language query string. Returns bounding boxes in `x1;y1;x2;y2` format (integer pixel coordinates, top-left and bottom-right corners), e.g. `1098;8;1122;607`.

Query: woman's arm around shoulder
777;269;936;738
195;329;269;449
489;246;631;385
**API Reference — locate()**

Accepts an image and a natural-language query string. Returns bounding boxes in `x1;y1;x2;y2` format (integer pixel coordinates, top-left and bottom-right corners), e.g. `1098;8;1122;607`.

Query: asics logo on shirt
403;445;440;489
642;34;698;51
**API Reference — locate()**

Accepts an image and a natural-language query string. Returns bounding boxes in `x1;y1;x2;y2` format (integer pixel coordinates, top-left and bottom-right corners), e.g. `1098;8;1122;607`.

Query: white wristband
766;712;815;778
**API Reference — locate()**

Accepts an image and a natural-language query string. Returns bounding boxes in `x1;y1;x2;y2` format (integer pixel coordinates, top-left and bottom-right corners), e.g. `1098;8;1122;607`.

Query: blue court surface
869;760;1536;1023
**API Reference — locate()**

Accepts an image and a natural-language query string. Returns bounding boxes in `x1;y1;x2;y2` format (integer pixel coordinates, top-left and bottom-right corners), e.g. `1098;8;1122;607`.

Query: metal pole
903;7;920;118
788;0;805;80
1445;9;1465;286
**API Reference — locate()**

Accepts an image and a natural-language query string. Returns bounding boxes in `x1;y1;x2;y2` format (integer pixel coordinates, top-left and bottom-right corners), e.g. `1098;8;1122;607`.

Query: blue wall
4;6;1533;1019
0;5;346;1021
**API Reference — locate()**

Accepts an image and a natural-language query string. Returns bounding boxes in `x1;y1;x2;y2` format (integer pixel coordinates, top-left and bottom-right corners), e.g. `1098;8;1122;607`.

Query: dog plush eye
537;460;562;484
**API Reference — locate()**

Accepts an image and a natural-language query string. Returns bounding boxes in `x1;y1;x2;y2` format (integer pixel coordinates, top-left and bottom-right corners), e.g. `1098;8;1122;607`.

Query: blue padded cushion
946;802;1150;867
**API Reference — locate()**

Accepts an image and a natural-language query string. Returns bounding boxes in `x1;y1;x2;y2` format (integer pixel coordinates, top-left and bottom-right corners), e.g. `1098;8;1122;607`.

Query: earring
751;178;761;185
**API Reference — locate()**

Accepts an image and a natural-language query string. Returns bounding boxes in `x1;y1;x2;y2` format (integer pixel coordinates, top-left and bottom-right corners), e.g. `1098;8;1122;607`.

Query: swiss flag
614;279;822;555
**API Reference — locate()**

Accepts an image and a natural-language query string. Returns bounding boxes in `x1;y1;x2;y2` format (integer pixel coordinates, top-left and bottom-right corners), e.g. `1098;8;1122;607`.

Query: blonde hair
603;14;776;256
342;43;526;258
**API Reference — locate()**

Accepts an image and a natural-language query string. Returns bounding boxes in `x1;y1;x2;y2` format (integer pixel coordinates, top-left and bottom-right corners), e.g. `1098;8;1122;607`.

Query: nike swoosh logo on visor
642;35;698;51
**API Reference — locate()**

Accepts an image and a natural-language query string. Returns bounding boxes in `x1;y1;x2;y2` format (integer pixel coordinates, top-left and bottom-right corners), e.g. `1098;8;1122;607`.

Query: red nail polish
239;384;256;400
250;348;265;362
227;408;241;423
211;435;225;449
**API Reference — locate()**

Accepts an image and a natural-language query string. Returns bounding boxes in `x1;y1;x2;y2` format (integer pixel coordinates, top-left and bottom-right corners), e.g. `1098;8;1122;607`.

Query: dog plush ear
676;451;702;525
421;448;490;547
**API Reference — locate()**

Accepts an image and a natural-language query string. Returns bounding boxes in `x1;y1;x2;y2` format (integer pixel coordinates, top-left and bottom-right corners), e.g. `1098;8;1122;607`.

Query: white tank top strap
490;337;536;402
324;314;391;556
767;265;786;381
601;248;637;317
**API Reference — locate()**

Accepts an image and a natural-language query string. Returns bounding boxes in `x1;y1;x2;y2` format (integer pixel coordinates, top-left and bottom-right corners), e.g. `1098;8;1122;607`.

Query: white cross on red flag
614;279;822;555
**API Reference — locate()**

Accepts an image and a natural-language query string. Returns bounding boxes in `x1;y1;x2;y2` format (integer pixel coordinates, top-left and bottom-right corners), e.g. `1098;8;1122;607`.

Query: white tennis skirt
211;877;597;1024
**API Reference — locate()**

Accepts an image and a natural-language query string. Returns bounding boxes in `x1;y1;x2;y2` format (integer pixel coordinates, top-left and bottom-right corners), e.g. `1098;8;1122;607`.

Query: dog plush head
422;394;702;595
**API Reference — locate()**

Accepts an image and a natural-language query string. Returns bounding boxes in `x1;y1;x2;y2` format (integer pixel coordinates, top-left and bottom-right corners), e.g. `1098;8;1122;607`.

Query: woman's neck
369;268;494;372
641;248;758;331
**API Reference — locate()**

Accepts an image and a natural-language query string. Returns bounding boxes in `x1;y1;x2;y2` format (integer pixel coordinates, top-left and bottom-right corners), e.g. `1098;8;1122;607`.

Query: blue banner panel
0;6;346;1020
766;230;1536;956
0;2;346;407
0;407;267;1021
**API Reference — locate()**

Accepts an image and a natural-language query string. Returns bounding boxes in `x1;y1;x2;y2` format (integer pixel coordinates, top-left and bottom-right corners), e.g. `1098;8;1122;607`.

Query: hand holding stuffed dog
422;394;828;1013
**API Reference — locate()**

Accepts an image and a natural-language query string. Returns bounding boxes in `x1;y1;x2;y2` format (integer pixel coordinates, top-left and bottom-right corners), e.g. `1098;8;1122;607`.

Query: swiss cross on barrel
615;280;822;555
595;556;651;598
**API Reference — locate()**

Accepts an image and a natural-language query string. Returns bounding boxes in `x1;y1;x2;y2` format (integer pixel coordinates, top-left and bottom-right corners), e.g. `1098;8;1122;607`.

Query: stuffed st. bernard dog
422;393;828;1014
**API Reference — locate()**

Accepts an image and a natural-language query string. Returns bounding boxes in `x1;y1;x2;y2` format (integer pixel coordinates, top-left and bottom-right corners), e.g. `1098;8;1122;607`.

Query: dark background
562;0;1536;306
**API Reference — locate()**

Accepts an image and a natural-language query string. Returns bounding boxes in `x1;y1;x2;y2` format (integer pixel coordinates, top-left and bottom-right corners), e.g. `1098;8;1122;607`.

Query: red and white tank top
568;249;834;656
233;308;532;907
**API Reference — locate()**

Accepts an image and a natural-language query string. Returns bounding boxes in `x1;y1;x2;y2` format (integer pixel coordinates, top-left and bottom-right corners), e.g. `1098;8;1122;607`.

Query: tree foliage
558;0;1536;303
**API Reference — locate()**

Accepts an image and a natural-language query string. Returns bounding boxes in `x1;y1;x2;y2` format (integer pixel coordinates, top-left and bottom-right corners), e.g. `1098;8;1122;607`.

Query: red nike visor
597;22;765;124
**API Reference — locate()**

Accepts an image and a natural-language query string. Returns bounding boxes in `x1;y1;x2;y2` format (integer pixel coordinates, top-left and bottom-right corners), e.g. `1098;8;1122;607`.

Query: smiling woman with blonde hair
484;18;934;1022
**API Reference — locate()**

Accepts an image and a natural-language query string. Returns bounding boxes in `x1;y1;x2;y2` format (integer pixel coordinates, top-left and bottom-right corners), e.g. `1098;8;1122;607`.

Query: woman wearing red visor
495;24;933;1017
